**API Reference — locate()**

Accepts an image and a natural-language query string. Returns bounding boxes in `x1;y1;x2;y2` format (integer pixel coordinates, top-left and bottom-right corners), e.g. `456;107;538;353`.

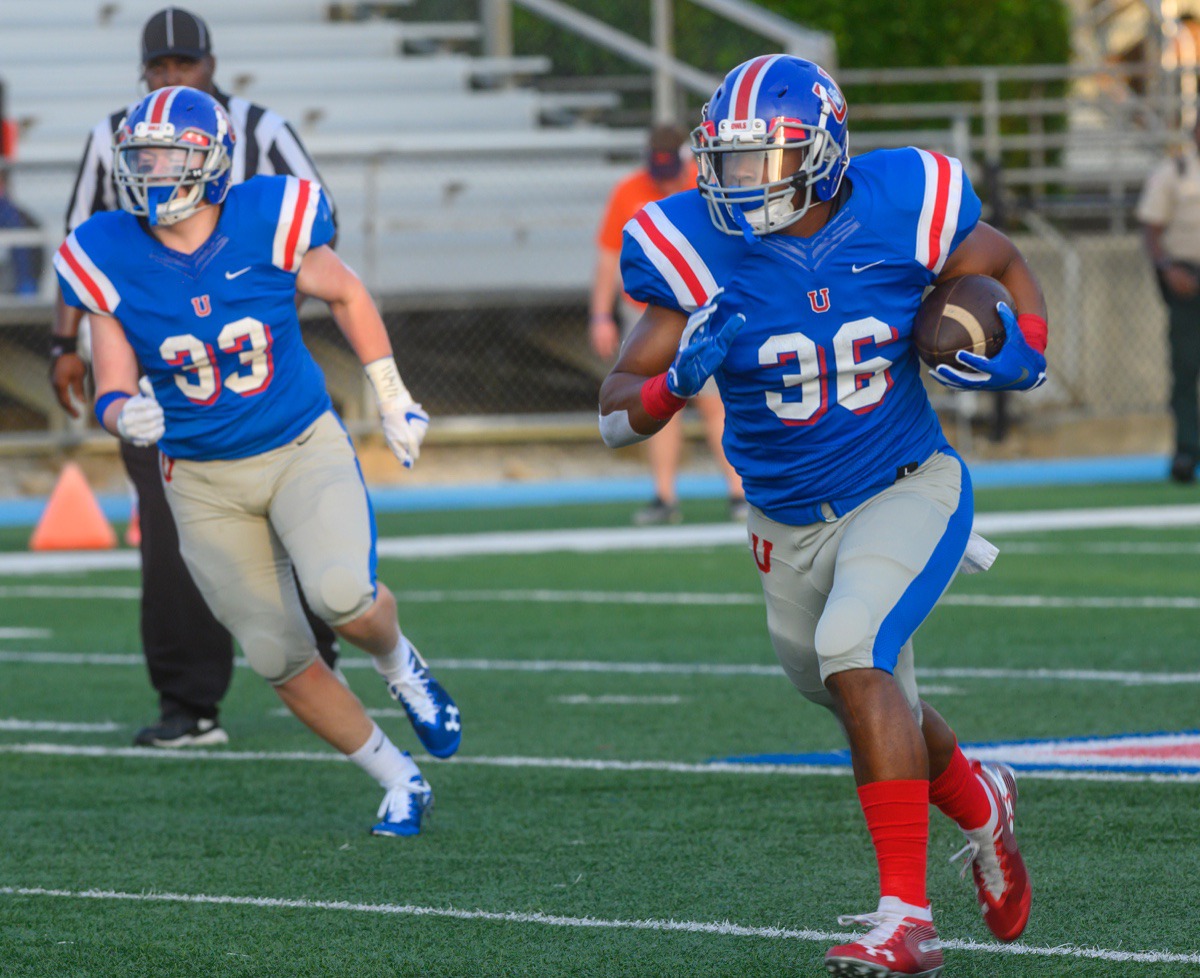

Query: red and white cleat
824;897;945;977
951;761;1032;942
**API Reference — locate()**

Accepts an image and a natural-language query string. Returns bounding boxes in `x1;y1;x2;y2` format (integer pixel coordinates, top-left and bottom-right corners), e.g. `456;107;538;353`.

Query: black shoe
633;497;681;526
1170;452;1197;484
133;714;229;749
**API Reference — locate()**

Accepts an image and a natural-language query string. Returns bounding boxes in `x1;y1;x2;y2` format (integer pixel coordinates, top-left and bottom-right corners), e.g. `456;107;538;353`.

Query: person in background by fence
49;6;341;748
0;170;43;296
1137;116;1200;484
589;124;745;525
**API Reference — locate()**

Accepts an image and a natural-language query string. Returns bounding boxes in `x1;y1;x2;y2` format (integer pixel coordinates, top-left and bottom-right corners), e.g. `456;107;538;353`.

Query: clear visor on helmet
120;145;205;180
693;118;841;236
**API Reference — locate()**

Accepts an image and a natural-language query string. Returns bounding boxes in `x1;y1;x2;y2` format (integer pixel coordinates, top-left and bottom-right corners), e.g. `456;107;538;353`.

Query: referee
51;7;341;748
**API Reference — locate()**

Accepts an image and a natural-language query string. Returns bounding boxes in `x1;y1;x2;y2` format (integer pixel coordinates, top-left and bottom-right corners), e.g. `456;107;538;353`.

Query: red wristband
1017;313;1048;353
640;372;686;421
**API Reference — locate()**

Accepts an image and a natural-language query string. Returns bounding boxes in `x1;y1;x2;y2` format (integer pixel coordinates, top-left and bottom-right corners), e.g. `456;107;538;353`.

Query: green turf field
1;482;1199;976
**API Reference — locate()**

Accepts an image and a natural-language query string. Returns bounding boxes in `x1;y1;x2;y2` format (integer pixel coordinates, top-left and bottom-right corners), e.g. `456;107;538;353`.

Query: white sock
347;722;422;790
371;635;413;686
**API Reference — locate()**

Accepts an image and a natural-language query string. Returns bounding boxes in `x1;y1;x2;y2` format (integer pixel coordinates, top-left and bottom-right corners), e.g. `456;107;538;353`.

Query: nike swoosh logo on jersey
296;430;315;446
225;267;251;280
851;260;885;273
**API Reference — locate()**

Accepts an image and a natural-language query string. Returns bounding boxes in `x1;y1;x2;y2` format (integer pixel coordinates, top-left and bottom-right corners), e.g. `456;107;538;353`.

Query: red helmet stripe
148;86;179;125
729;55;780;122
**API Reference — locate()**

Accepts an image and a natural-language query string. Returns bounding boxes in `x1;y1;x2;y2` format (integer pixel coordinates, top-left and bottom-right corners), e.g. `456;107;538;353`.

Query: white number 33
159;317;274;404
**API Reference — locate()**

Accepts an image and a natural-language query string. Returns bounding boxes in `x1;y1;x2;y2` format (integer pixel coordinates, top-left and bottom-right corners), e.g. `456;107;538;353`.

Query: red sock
857;779;929;907
929;744;992;831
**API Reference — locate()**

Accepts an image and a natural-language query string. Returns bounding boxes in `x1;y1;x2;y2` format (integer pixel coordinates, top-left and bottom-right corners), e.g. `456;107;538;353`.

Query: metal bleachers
1;3;644;298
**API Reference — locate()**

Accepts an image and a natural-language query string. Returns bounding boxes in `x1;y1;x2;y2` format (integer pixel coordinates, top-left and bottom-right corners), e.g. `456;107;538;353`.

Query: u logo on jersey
191;294;211;318
751;534;773;573
807;288;830;313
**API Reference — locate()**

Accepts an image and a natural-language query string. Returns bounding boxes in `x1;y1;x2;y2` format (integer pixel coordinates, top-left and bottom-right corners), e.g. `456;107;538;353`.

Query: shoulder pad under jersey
848;147;981;276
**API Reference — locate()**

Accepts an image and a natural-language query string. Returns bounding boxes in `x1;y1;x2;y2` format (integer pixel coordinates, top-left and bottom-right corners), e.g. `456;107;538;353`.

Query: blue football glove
931;302;1047;392
666;291;747;398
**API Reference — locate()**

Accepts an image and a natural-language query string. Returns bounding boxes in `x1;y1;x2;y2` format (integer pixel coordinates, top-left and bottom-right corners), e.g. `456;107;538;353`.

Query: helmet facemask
693;116;847;238
114;123;230;226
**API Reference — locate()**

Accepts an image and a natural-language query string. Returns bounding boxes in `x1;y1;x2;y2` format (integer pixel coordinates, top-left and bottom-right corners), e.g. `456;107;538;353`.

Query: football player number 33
759;316;896;425
160;318;273;404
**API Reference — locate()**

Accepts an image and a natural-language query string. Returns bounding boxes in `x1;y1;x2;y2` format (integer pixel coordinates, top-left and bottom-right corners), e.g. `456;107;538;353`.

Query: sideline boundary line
2;743;1199;784
0;885;1196;965
2;503;1200;574
2;650;1200;686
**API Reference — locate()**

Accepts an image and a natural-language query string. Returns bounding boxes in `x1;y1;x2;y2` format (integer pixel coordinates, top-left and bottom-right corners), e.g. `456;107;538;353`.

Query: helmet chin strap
145;186;173;226
743;196;795;235
146;183;202;226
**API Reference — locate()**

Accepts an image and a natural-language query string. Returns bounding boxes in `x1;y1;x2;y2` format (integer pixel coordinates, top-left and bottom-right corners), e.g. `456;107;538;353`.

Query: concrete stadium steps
15;91;550;145
0;22;416;65
4;56;550;104
0;0;381;28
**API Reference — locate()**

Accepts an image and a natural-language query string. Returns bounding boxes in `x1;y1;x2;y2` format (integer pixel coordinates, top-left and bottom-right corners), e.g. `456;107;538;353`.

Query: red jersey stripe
282;180;312;271
925;152;951;271
634;209;706;305
57;241;109;314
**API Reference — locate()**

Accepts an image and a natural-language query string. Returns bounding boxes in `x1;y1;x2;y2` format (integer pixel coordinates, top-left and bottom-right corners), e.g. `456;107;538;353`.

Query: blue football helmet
692;55;850;238
113;86;234;226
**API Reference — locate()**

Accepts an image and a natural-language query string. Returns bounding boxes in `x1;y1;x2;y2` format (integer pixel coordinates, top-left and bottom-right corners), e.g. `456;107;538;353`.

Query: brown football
912;275;1011;369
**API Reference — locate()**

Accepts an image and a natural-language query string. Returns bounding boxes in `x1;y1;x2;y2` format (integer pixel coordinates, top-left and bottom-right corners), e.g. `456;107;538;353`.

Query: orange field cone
124;503;141;548
29;462;118;551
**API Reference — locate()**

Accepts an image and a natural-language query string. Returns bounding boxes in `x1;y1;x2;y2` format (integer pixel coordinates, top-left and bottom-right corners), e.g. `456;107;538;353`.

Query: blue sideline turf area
0;452;1175;528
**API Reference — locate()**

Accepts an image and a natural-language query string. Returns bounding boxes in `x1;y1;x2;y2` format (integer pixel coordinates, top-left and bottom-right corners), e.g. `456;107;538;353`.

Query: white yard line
1001;542;1200;555
0;885;1194;965
0;720;119;733
6;585;1200;612
1;743;1198;785
0;628;51;638
0;503;1198;577
2;650;1199;686
553;695;686;705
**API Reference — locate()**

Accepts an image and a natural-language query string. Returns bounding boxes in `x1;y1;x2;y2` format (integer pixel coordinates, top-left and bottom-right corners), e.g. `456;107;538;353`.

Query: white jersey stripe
914;148;964;274
624;202;720;312
54;232;120;314
271;176;301;271
292;181;320;267
935;156;964;274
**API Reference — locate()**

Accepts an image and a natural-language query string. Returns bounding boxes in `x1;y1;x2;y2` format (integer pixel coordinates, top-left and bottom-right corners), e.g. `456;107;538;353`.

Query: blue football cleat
370;775;433;837
386;641;462;758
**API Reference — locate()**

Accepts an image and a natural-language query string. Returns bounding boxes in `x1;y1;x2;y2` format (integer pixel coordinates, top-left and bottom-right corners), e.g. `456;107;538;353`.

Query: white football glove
365;356;429;469
116;377;164;447
380;400;429;469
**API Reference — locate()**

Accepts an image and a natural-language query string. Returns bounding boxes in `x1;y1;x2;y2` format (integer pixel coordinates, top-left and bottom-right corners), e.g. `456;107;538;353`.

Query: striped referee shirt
64;87;335;232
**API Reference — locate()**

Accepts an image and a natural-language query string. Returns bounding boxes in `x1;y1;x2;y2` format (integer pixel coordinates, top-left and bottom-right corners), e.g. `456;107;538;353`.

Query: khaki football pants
746;450;972;722
162;411;377;684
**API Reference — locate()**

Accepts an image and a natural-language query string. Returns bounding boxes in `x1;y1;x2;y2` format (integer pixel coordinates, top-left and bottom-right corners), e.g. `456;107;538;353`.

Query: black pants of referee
121;440;340;723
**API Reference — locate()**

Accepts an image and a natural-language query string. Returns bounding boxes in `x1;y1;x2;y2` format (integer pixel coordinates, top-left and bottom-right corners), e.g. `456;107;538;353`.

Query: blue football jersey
55;175;335;461
710;148;982;523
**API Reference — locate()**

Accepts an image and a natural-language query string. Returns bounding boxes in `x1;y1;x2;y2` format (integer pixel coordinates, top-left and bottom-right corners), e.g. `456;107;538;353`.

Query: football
912;274;1011;369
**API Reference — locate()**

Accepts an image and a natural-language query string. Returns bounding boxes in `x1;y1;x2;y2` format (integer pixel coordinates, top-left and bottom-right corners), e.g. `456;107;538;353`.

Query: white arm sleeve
598;409;648;449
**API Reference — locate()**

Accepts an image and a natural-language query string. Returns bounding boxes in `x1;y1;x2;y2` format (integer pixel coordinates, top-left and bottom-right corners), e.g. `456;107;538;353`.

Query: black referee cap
141;7;213;63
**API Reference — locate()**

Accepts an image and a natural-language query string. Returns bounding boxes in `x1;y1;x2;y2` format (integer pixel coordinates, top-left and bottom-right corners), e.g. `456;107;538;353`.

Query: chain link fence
0;225;1178;447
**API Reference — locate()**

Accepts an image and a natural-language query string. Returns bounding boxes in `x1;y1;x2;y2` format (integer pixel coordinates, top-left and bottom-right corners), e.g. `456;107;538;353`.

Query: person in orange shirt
589;125;745;524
